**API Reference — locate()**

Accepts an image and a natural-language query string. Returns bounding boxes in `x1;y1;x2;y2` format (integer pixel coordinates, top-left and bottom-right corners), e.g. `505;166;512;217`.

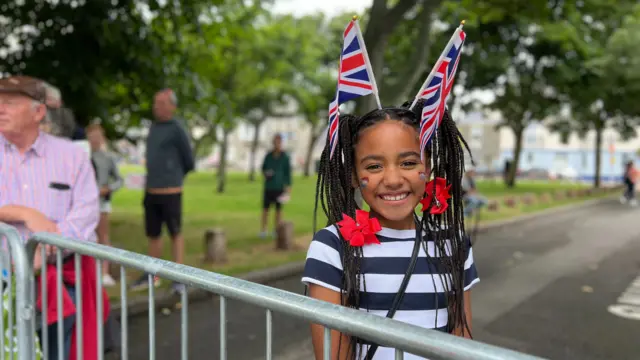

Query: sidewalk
117;196;631;360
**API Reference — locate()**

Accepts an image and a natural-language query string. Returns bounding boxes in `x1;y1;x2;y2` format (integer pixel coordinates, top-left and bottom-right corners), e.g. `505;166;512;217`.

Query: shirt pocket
47;188;72;222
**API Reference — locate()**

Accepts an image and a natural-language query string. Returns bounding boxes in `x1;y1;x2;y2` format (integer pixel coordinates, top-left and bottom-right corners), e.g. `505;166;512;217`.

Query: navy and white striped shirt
302;225;480;360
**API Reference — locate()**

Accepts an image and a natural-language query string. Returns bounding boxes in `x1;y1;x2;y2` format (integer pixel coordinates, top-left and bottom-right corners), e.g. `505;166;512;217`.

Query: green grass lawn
109;166;599;278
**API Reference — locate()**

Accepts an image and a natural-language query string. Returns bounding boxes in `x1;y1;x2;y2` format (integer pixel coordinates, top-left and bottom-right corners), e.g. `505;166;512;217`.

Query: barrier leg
8;226;35;360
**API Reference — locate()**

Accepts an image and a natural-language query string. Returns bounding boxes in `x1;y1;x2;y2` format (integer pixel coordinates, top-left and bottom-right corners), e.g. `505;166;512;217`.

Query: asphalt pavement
107;198;640;360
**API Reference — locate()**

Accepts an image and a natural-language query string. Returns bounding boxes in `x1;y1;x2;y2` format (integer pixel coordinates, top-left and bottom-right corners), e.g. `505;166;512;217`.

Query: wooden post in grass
276;221;294;250
203;228;227;263
487;200;499;211
539;193;552;204
504;196;517;208
109;263;119;279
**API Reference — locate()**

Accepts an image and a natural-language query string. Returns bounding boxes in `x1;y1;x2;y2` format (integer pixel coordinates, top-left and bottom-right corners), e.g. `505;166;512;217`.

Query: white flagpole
409;20;465;110
353;16;383;110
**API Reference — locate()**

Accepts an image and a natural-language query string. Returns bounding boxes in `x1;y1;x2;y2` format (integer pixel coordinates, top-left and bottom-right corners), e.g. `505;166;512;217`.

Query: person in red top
621;160;638;206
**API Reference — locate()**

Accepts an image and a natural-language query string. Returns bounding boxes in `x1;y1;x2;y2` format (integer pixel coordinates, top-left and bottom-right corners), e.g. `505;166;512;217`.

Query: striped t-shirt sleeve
302;227;344;293
463;236;480;291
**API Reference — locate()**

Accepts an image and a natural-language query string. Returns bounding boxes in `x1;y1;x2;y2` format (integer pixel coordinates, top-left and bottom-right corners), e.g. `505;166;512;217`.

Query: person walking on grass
87;123;123;287
260;133;292;238
131;88;194;294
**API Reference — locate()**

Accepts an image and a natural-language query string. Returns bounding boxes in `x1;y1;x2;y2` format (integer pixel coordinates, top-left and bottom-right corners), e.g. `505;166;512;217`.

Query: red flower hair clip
337;210;382;247
420;177;451;215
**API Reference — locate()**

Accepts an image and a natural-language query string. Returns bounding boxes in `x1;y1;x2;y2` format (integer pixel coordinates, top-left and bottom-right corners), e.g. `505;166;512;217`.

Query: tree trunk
304;125;323;177
506;127;524;188
248;121;262;182
593;118;604;188
192;127;214;162
356;0;422;113
381;2;440;106
217;128;229;193
193;138;204;160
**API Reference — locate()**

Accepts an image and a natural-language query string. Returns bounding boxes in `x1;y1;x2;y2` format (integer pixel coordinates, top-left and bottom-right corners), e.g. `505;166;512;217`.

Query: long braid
314;113;363;357
407;99;473;336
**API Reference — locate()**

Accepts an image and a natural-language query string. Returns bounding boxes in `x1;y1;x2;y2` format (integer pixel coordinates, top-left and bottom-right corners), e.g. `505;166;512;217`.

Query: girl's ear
423;154;432;176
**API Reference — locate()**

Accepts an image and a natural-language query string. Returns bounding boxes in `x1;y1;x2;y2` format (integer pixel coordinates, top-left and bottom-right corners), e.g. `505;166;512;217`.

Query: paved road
111;199;640;359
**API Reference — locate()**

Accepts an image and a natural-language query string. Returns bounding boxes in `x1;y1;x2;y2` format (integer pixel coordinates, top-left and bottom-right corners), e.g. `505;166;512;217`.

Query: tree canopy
2;0;638;190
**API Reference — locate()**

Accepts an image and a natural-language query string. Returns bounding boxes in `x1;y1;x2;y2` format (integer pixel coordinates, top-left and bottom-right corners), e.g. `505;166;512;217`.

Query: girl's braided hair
312;98;473;357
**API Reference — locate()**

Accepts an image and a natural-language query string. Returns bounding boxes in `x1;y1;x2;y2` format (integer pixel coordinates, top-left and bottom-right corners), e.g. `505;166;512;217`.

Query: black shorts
263;189;284;210
143;193;182;238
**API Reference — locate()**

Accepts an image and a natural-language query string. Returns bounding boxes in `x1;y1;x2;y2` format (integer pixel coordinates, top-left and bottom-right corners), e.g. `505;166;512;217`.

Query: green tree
448;1;569;187
543;0;639;187
0;0;218;132
186;0;270;192
281;14;345;177
355;0;444;111
286;72;337;177
236;14;316;182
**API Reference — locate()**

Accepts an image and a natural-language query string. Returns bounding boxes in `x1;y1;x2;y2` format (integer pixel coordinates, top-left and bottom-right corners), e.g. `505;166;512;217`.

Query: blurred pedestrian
260;133;292;238
462;166;488;216
87;123;123;286
621;160;637;206
131;88;194;294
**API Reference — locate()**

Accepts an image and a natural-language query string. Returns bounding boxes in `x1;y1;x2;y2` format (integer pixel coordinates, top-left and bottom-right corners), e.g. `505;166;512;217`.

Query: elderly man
130;88;194;293
0;76;106;360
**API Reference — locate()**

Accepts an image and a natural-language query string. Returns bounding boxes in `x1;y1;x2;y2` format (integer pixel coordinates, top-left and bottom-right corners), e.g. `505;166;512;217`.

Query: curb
113;194;615;320
112;261;306;319
475;195;614;233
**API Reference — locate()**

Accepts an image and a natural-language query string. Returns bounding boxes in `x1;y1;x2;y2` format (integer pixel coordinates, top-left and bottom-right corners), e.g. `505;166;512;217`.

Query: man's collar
0;131;47;156
31;131;47;156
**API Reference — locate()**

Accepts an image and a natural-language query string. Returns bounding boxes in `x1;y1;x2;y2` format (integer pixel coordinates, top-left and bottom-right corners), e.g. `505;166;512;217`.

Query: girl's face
353;119;430;229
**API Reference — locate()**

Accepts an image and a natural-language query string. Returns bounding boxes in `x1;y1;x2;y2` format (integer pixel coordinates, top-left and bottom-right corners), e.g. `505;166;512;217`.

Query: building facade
207;116;326;173
456;111;639;182
125;110;638;182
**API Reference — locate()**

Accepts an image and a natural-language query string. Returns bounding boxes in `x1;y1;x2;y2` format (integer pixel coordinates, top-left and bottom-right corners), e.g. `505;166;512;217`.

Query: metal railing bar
25;233;546;360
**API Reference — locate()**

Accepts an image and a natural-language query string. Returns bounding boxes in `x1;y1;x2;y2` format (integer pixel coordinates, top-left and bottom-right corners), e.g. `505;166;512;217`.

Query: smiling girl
301;18;481;360
302;101;479;360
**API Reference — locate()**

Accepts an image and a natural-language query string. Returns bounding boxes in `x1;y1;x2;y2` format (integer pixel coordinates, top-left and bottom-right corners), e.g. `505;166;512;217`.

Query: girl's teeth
382;193;408;201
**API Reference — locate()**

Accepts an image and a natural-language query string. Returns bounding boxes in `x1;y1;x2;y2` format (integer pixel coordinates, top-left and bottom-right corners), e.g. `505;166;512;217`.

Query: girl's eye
365;164;382;171
402;161;419;168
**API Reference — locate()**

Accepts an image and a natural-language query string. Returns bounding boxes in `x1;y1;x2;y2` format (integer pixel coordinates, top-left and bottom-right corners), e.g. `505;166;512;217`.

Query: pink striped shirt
0;132;99;242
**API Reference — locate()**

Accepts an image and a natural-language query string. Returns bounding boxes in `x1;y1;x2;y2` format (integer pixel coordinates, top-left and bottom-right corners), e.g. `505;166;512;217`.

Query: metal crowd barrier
0;224;37;360
12;229;546;360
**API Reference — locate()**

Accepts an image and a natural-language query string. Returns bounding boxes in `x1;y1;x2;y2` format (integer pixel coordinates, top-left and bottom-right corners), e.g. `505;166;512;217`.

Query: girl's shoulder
312;225;341;247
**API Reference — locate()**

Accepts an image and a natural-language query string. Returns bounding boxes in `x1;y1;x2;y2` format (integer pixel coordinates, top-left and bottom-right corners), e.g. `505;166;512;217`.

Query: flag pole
353;15;383;110
409;20;465;111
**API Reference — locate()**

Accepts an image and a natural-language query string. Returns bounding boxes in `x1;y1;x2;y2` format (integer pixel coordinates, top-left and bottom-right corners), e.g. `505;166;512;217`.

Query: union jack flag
413;24;466;161
328;18;380;160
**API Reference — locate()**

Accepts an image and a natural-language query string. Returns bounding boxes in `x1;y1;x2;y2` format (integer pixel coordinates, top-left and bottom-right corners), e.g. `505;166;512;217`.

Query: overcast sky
271;0;373;17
